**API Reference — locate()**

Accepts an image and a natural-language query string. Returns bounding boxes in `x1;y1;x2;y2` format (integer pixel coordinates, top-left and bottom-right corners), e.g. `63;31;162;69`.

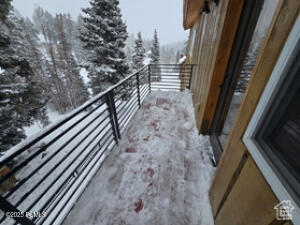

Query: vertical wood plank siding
188;0;231;132
202;0;245;133
215;157;278;225
209;0;300;224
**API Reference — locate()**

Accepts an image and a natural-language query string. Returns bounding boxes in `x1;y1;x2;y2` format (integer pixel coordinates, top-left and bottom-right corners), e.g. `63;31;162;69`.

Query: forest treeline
0;0;186;152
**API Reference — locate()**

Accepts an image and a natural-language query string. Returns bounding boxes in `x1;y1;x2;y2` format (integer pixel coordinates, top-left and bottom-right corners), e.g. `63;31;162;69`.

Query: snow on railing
0;64;194;225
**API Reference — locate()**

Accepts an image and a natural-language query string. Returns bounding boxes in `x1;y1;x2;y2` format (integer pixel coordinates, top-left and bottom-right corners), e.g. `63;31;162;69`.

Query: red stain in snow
125;147;137;153
156;98;170;106
131;170;138;174
127;134;138;144
184;159;192;168
146;168;155;177
134;199;144;213
149;120;159;131
143;103;152;110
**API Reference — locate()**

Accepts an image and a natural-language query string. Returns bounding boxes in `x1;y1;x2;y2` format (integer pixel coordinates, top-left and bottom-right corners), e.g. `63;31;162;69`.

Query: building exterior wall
185;0;300;224
187;0;244;133
209;0;300;224
183;0;205;29
189;0;229;132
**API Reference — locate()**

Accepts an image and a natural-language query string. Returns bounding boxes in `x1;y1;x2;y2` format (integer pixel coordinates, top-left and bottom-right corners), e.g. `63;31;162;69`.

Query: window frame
209;0;263;164
243;16;300;224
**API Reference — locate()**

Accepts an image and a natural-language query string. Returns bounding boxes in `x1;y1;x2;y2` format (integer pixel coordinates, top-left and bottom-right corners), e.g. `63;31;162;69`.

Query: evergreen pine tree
0;0;12;21
33;7;68;113
73;16;89;65
33;8;80;113
132;32;145;71
124;33;136;71
150;29;160;64
150;30;161;81
11;14;49;125
0;5;48;152
22;18;49;104
55;14;89;107
80;0;129;95
176;51;181;63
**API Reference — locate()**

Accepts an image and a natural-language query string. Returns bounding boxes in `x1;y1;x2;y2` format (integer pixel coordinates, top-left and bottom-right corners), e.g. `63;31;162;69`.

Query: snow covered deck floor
63;91;215;225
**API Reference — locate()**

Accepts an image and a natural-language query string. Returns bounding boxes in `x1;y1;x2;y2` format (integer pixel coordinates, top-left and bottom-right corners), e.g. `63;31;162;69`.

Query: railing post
136;72;141;108
0;196;35;225
105;91;121;144
188;65;194;90
179;64;184;92
148;65;152;93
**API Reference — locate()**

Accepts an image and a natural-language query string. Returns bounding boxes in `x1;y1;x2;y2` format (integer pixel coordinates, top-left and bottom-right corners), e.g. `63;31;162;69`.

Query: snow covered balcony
0;64;215;225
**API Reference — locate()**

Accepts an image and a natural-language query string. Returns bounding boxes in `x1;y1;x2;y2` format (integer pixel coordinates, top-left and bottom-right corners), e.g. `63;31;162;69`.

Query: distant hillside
125;33;187;65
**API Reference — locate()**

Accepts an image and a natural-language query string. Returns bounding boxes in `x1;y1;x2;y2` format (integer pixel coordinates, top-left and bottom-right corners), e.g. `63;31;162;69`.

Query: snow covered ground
80;68;93;95
219;93;244;149
63;91;216;225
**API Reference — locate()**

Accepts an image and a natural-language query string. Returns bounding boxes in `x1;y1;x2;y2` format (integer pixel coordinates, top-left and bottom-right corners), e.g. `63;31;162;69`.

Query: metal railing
150;64;194;91
0;64;194;225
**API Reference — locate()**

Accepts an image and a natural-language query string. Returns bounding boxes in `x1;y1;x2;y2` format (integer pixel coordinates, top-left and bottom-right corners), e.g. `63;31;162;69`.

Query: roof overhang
183;0;205;30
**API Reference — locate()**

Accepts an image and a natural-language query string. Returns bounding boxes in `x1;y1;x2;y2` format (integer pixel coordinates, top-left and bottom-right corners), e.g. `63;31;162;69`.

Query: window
255;50;300;202
209;0;265;163
244;17;300;223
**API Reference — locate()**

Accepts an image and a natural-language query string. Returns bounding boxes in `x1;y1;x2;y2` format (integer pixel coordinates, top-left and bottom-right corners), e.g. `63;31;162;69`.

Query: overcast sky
12;0;188;45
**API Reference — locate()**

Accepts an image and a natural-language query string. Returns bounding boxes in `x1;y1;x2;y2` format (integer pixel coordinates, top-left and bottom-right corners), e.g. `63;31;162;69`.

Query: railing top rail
0;63;195;165
0;65;148;166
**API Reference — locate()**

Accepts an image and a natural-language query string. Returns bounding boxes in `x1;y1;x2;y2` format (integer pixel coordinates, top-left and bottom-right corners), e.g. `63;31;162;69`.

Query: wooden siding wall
189;0;224;131
184;0;205;29
209;0;300;224
188;0;245;133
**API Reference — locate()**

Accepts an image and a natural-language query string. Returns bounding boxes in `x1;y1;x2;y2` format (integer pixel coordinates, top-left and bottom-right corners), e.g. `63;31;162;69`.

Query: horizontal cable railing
0;64;194;225
150;64;194;91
